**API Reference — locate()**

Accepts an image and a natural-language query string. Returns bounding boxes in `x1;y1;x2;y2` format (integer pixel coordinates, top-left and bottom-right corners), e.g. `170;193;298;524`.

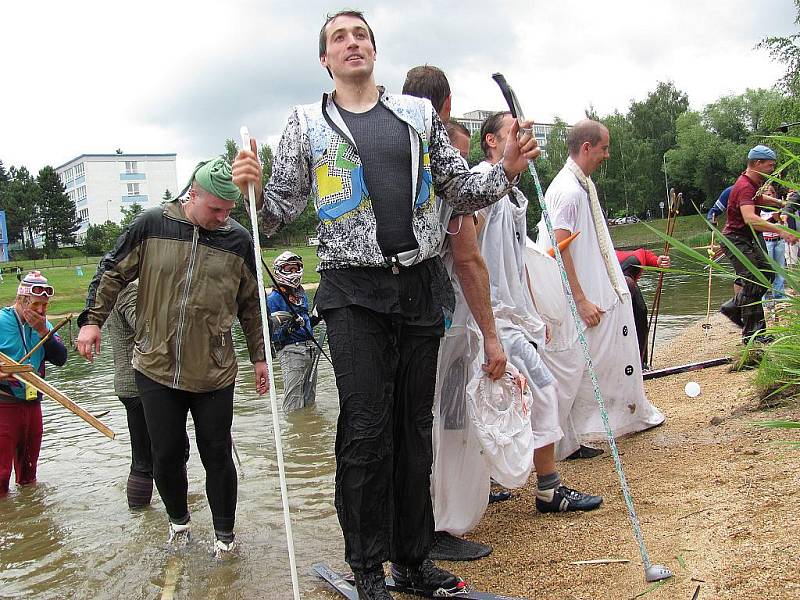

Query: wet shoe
428;531;492;561
535;485;603;513
213;538;236;558
488;490;512;503
566;445;605;460
167;522;191;546
353;568;391;600
720;299;743;327
390;559;466;596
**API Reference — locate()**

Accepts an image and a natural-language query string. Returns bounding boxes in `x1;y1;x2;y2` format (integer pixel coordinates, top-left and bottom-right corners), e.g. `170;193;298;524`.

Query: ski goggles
18;283;55;298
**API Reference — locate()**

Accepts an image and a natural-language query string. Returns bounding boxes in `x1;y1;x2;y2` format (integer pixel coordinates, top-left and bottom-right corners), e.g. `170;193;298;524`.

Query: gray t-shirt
338;102;418;257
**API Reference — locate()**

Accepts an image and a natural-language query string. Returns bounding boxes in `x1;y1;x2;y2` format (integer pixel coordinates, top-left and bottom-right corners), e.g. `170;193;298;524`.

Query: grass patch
610;214;716;249
0;246;322;315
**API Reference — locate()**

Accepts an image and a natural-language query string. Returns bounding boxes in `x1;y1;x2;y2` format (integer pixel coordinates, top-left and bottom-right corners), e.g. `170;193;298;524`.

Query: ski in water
312;563;359;600
313;562;531;599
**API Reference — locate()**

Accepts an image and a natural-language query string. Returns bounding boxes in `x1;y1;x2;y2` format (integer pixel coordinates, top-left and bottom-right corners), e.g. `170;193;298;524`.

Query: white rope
240;127;301;600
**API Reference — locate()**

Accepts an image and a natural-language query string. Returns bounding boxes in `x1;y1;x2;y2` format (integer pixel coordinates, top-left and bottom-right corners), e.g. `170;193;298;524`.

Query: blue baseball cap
748;145;776;161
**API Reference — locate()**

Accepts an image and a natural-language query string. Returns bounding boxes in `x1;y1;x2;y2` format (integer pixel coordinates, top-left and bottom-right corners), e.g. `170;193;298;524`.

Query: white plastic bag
467;364;535;489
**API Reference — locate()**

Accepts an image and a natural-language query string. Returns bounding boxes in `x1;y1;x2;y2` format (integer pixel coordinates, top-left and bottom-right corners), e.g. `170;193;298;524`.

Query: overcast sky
0;0;796;184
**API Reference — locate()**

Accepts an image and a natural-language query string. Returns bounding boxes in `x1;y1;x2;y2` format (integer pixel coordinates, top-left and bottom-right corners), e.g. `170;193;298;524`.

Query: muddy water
0;258;733;599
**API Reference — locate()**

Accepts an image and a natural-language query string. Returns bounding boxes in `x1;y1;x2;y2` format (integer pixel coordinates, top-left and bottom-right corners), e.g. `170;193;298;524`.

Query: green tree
757;0;800;94
120;202;144;228
37;165;78;253
4;166;41;250
162;189;173;206
84;221;122;255
221;139;275;238
665;111;746;204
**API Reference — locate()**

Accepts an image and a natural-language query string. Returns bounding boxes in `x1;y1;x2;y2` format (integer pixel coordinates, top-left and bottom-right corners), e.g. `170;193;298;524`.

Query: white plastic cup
684;381;701;398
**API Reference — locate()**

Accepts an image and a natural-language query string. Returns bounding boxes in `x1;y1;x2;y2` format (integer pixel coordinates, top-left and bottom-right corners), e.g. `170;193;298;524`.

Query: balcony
122;195;148;203
120;173;146;181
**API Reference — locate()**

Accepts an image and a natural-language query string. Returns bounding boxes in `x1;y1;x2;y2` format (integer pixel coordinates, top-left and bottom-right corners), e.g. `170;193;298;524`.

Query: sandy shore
446;314;800;599
320;314;800;599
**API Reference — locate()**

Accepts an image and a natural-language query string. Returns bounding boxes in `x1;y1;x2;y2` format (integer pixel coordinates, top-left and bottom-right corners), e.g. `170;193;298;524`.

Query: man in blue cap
720;145;797;342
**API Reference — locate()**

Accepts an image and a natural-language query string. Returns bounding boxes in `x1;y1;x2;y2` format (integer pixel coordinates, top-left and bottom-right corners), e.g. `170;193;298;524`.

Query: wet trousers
724;231;773;340
119;396;153;479
135;371;237;537
0;402;42;495
278;342;317;412
324;305;441;572
620;256;649;365
119;396;190;508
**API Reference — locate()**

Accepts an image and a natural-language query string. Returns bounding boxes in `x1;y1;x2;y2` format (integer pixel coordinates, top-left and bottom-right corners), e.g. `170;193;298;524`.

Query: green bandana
186;157;242;202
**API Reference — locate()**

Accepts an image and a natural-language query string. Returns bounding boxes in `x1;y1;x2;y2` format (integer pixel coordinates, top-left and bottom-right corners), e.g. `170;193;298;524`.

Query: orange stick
547;231;581;257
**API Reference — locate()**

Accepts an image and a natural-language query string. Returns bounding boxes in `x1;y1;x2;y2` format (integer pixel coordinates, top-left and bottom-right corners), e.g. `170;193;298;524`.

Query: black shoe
752;334;775;345
720;299;743;327
390;559;466;596
566;445;605;460
488;490;512;503
353;568;391;600
535;485;603;513
428;531;492;561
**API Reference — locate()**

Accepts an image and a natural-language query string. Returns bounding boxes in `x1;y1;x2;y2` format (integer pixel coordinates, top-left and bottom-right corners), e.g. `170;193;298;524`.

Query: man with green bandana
76;158;267;557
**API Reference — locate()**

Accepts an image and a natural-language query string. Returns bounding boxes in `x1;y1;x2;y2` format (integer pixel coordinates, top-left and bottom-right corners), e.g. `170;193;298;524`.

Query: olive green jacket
79;201;265;393
105;279;138;398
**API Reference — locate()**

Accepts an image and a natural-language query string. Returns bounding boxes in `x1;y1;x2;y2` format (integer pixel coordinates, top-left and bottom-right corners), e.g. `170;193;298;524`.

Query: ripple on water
1;330;344;598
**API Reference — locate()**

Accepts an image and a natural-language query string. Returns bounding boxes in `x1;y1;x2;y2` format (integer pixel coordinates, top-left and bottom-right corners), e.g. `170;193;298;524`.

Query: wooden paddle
0;350;115;439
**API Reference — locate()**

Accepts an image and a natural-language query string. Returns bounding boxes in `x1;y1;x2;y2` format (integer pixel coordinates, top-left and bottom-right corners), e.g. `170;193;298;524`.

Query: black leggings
135;371;237;538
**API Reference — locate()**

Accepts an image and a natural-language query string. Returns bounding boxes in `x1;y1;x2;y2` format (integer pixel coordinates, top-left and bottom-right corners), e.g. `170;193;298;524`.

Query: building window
78;208;89;222
65;167;74;184
125;161;138;174
75;163;85;178
77;186;87;201
127;183;140;195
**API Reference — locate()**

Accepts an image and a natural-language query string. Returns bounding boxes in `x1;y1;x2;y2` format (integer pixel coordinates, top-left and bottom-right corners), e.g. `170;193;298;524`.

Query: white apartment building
454;110;571;156
55;153;177;240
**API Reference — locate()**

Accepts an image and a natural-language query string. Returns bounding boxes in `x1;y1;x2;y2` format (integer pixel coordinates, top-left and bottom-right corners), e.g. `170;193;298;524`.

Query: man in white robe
474;111;602;514
537;120;665;449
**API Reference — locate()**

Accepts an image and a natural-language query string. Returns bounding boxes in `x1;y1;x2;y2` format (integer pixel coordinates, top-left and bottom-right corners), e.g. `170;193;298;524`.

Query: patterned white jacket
259;88;512;270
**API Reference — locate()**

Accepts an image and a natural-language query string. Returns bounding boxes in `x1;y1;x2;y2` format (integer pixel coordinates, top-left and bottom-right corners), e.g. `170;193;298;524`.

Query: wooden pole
647;190;680;364
18;315;72;364
0;351;115;439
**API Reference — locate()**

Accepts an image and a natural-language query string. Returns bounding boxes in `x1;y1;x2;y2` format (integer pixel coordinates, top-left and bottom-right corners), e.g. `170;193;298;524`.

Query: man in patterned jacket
232;10;540;599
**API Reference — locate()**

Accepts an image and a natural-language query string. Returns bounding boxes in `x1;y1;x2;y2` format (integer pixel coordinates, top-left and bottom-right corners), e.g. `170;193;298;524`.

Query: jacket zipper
174;226;199;388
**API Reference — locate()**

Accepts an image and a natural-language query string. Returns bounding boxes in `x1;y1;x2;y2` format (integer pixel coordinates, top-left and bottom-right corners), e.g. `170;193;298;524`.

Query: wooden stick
0;363;35;374
647;194;680;364
703;231;715;333
0;351;115;439
571;558;630;565
18;315;72;364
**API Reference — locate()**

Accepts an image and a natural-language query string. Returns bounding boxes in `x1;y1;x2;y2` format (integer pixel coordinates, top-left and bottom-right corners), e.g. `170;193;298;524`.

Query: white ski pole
491;74;672;584
240;126;301;600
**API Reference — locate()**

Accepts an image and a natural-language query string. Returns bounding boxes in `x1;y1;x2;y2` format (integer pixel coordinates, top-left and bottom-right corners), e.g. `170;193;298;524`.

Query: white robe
473;161;563;449
536;162;665;447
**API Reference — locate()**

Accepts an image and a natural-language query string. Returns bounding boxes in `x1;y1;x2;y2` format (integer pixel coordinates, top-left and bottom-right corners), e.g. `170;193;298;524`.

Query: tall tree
4;166;41;250
38;165;78;253
757;0;800;95
84;221;122;255
120;202;144;228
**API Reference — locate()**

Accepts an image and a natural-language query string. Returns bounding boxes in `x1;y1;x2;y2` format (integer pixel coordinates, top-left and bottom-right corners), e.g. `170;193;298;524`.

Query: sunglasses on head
28;284;54;298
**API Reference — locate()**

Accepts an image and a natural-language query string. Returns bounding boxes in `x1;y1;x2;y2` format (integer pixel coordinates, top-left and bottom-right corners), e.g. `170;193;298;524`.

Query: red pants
0;401;43;495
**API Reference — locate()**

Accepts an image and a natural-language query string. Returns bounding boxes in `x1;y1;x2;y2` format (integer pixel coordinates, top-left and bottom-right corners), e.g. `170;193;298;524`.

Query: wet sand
412;314;800;600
